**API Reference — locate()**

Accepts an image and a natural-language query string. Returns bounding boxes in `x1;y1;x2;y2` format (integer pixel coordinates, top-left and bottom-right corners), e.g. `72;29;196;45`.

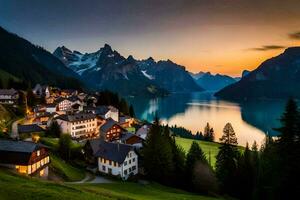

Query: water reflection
127;92;285;146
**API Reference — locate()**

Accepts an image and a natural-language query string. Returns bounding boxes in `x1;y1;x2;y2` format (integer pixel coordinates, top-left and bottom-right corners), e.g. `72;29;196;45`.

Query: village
0;85;151;181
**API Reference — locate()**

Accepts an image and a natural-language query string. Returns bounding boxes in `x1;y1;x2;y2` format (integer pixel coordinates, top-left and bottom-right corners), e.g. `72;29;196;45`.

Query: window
129;168;132;172
37;150;40;156
124;170;127;175
124;161;127;166
109;160;112;165
129;160;131;164
132;166;136;171
102;166;106;171
133;158;135;162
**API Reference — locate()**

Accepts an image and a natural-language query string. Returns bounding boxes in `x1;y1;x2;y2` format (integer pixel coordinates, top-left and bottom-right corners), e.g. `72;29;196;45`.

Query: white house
54;96;82;111
56;112;98;139
93;106;119;122
136;124;151;140
86;139;138;180
45;103;57;113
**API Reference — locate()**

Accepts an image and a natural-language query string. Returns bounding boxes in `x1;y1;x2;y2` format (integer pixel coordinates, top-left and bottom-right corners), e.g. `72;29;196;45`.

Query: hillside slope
215;47;300;100
0;27;83;89
0;169;221;200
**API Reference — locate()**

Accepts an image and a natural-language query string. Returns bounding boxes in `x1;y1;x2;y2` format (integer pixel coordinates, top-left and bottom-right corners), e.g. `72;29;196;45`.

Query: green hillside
0;26;83;89
175;137;245;167
0;69;20;88
0;169;222;200
175;137;221;167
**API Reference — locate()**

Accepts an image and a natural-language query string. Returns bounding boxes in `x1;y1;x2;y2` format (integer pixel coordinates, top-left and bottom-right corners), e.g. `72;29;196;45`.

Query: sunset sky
1;0;300;76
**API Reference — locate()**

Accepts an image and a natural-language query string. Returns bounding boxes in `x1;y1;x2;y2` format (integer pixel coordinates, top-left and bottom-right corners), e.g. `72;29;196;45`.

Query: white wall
98;150;138;180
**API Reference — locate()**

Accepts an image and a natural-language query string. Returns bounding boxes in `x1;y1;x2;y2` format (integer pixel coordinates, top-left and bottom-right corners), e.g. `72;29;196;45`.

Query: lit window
37;150;40;156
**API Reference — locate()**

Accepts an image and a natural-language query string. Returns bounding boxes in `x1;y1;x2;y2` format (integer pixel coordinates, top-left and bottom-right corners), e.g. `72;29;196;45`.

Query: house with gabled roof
54;95;82;111
0;88;19;104
84;139;138;180
87;105;119;122
0;140;50;177
100;118;125;141
56;112;97;139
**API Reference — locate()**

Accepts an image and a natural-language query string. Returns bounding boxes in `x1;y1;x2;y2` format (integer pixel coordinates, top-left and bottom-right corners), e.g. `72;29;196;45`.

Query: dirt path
10;118;23;139
68;172;113;184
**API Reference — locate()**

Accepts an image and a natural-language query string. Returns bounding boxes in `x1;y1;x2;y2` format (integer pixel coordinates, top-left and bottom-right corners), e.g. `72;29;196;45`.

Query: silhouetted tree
203;123;215;141
142;118;174;184
215;123;239;196
58;134;72;160
46;121;61;138
129;104;135;117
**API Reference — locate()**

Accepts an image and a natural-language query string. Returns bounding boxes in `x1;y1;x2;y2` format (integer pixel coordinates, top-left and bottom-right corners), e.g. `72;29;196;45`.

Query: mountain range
215;47;300;100
190;72;237;91
53;45;203;96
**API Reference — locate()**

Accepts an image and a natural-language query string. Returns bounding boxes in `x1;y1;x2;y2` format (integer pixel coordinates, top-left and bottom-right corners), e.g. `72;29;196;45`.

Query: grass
0;105;18;133
175;137;221;167
176;137;245;167
40;137;85;181
0;169;222;200
49;153;84;181
41;137;83;150
0;69;20;87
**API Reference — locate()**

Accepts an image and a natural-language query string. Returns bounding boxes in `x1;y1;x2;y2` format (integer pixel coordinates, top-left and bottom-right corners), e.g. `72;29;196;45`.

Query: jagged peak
103;43;112;51
147;57;155;62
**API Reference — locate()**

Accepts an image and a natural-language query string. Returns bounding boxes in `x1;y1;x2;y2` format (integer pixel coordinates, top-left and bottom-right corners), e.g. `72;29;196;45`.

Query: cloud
248;45;285;51
289;31;300;40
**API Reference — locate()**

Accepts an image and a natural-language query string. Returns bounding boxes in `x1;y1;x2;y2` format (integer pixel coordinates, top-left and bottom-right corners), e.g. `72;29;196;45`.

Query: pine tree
119;98;129;115
235;143;255;200
129;104;135;117
58;134;72;160
46;121;61;138
203;123;211;141
165;125;186;187
275;99;300;198
142;118;174;184
220;123;238;145
186;142;207;184
215;123;239;196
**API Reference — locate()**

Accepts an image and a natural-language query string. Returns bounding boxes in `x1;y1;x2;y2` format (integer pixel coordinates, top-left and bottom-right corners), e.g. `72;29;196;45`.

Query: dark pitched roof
0;140;47;165
88;139;133;163
45;103;57;108
94;105;118;116
56;112;96;122
100;118;120;133
95;106;110;115
119;115;132;124
120;132;144;142
0;140;43;152
0;89;18;95
67;95;80;102
54;96;80;104
18;124;45;133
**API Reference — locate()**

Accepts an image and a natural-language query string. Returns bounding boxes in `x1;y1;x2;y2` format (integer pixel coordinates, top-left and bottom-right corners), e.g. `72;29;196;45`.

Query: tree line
170;122;214;142
142;99;300;199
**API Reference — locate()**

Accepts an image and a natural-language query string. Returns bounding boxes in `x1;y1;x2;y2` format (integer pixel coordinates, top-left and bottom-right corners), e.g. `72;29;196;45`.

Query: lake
127;91;287;147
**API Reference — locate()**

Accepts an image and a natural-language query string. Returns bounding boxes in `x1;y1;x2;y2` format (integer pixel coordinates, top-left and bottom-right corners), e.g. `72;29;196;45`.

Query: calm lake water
128;91;287;147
